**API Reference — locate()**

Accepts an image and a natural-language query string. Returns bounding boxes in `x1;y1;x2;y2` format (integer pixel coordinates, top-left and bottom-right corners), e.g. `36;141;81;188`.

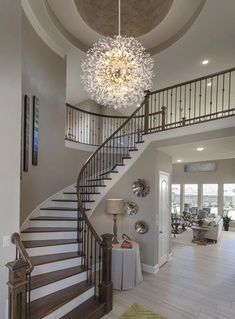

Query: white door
158;171;170;267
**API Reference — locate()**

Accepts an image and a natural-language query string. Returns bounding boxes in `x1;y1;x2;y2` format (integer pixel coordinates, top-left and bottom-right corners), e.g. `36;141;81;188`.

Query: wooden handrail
11;232;34;274
76;98;146;244
66;102;161;119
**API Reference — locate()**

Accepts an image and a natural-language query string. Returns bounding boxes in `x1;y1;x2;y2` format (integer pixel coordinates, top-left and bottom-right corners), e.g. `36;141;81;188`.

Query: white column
198;184;203;210
218;183;224;216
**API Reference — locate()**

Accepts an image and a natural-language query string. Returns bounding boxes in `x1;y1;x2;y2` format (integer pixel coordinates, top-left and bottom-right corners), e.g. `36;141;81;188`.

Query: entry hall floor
104;230;235;319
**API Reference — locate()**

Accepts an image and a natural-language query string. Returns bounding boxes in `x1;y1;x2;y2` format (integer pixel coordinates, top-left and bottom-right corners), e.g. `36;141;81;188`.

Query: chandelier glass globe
81;35;154;109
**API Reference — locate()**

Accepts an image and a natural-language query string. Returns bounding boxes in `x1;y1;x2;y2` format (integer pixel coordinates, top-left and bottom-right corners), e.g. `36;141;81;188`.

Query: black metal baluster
94;240;97;298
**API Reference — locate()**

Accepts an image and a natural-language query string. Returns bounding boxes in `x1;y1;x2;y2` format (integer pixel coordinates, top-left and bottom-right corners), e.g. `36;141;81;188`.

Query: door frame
157;170;171;267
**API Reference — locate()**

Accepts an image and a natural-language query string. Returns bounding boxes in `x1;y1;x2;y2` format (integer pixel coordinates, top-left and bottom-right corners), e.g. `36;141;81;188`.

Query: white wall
0;1;22;318
172;158;235;215
90;144;172;268
20;14;91;223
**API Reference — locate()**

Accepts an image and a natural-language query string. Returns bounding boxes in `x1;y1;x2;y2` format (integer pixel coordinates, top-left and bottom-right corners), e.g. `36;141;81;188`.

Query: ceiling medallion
81;0;154;109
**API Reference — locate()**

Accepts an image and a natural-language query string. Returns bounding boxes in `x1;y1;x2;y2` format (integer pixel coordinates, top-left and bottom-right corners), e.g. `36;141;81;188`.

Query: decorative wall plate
133;179;150;197
125;201;139;215
135;221;149;234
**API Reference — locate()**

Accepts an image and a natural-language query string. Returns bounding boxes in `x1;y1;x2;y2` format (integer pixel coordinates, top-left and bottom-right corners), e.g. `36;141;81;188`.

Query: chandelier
81;0;154;109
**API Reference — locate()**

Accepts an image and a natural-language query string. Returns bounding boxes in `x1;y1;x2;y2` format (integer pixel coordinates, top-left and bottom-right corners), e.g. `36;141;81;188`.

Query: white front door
158;171;170;267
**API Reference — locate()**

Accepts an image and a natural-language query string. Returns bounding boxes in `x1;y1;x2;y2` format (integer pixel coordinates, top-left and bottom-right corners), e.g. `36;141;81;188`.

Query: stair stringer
21;183;78;231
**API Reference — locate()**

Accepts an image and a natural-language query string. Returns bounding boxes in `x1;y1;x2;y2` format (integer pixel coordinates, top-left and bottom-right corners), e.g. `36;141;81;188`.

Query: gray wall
0;1;21;318
90;144;172;267
20;15;91;223
172;158;235;214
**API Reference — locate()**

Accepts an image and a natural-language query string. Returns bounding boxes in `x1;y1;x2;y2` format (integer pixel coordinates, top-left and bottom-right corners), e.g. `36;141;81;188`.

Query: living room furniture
202;216;223;242
106;198;125;244
191;225;209;245
112;241;143;290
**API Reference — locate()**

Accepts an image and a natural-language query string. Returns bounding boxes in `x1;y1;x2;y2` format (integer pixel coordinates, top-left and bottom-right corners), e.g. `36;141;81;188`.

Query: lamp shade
105;199;125;215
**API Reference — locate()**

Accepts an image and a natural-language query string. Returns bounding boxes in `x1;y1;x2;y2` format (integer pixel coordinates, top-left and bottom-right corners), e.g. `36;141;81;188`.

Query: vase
224;223;229;231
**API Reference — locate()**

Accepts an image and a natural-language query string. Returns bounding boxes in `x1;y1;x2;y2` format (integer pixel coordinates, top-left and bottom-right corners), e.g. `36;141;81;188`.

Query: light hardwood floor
104;230;235;319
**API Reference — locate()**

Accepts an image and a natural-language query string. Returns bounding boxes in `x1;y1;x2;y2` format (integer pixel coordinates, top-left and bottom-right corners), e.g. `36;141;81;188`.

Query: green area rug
120;303;167;319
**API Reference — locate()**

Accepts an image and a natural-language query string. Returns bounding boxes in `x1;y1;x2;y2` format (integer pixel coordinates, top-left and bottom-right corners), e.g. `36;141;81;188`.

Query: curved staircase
7;67;235;319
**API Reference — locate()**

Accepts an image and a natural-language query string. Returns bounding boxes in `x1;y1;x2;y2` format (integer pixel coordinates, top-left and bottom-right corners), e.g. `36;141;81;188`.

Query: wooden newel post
161;106;166;130
6;259;28;319
144;90;150;134
100;233;113;313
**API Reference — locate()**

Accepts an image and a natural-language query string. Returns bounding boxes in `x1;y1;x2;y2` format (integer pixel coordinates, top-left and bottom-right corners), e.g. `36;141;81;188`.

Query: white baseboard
168;252;173;261
142;263;159;274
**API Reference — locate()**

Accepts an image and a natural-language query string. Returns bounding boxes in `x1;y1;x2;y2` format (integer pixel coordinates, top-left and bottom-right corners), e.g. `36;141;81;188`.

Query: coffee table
191;225;209;245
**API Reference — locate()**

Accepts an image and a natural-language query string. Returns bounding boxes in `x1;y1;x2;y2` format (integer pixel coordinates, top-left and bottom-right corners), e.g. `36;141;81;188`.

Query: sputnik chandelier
81;0;154;109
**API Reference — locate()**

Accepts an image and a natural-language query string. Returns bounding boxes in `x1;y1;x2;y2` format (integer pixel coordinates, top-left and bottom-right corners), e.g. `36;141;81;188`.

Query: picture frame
32;96;39;166
184;162;217;172
23;95;30;172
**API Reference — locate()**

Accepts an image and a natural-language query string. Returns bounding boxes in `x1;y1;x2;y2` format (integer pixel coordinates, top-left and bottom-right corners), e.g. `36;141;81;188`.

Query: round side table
112;241;143;290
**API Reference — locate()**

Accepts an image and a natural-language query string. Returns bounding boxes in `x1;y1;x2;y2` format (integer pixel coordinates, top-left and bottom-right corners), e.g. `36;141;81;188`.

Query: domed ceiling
45;0;206;55
75;0;173;37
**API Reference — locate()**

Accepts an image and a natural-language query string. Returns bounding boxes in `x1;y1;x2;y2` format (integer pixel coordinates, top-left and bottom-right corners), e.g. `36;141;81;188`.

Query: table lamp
105;199;125;244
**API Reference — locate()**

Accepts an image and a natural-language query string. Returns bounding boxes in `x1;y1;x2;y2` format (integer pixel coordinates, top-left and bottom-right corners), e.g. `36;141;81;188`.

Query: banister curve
76;99;146;243
11;232;34;274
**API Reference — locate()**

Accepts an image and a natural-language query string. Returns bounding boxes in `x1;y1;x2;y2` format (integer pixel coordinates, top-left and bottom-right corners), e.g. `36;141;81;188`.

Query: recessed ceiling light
202;59;209;65
196;147;204;151
207;82;212;86
177;159;182;162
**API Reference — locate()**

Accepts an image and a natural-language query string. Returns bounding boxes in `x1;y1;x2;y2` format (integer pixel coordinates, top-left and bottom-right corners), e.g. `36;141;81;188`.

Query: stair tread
30;216;82;221
52;199;95;203
31;251;83;266
31;266;86;290
63;192;100;195
88;177;112;181
79;185;106;187
61;297;105;319
40;206;90;211
52;199;78;202
23;239;81;248
135;140;144;143
30;281;92;319
21;227;80;233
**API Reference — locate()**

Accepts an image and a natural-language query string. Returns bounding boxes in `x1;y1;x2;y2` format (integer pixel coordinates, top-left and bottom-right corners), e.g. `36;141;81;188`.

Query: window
184;184;198;213
171;184;181;215
202;184;218;215
223;184;235;220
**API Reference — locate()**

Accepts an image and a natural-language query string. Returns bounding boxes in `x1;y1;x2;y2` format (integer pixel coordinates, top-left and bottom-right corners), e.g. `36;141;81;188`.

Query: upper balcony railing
66;67;235;146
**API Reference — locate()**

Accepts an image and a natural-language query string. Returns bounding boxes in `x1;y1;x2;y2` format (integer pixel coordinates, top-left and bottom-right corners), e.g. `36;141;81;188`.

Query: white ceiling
158;136;235;164
23;0;235;111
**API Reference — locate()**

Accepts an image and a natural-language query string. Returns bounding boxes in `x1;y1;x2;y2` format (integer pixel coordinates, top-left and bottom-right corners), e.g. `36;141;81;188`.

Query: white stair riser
50;201;78;208
61;194;78;200
32;257;82;276
29;220;78;228
21;232;78;241
27;243;80;256
31;271;87;301
43;287;94;319
39;211;77;218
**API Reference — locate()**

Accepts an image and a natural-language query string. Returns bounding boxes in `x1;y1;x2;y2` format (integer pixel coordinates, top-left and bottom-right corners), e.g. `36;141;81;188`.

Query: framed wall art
184;162;217;172
32;96;39;166
23;95;30;172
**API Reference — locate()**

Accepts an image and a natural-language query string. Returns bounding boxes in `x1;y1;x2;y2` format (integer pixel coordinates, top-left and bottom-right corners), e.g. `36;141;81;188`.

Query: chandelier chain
118;0;121;36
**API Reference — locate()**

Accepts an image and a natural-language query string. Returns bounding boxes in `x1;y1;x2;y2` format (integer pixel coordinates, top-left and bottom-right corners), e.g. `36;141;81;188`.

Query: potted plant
223;213;231;231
